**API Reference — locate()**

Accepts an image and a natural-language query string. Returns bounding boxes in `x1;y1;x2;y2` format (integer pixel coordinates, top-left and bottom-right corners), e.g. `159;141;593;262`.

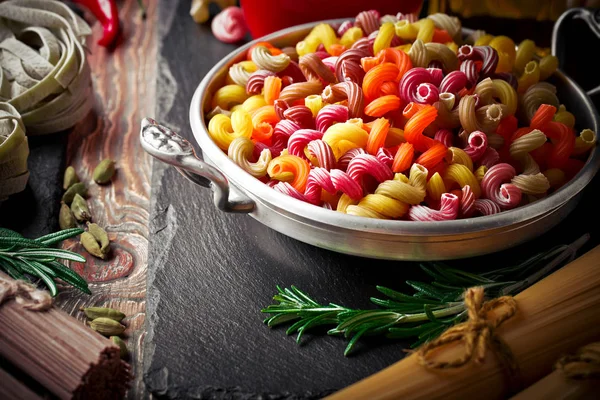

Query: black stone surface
143;2;600;399
0;132;67;237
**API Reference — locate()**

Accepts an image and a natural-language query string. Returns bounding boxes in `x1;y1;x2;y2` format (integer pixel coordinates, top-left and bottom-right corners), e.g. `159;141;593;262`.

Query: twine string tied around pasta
0;274;52;311
555;342;600;380
416;287;521;388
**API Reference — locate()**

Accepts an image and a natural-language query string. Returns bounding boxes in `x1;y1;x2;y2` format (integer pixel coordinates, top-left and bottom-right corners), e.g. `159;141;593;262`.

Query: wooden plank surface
54;1;157;398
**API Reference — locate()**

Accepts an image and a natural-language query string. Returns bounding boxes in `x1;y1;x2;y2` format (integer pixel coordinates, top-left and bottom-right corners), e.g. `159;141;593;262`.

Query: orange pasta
432;28;453;43
402;102;427;119
328;43;347;56
362;63;400;100
263;76;282;105
366;118;390;155
530;104;557;130
392;142;414;172
404;105;437;152
252;105;279;141
415;142;448;170
365;95;402;117
361;48;412;81
380;81;400;96
267;155;311;192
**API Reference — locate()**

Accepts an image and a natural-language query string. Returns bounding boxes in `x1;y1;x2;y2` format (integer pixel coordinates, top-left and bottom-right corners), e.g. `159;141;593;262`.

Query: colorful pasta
204;10;597;221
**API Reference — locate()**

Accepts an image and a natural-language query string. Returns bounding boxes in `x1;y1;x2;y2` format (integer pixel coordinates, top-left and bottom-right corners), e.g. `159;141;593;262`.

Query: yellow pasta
340;27;363;47
517;61;541;93
397;43;412;53
446;41;458;53
394;173;409;183
553;105;575;129
474;78;495;105
539;55;559;81
458;95;483;133
492;79;518;116
408;39;430;68
489;35;516;73
514;39;535;75
572;129;597;156
374;22;395;54
474;165;487;182
443;163;481;198
211;85;249;110
426;172;446;201
347;194;408;219
448;147;473;171
413;18;435;42
474;34;494;46
374;165;427;205
207;109;253;150
337;193;359;213
241;95;267;113
304;94;323;117
543;168;566;189
228;137;272;178
322;122;369;159
296;23;338;55
394;20;418;40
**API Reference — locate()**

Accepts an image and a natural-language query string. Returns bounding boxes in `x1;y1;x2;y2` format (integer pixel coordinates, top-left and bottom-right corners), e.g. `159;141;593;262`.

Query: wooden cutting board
143;1;600;398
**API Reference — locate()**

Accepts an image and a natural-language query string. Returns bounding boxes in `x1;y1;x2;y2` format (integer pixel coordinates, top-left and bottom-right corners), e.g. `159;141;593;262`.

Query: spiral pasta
205;10;597;222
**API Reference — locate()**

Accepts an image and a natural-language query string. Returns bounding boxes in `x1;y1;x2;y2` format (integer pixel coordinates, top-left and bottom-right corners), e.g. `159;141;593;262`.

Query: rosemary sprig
262;234;589;356
0;227;90;296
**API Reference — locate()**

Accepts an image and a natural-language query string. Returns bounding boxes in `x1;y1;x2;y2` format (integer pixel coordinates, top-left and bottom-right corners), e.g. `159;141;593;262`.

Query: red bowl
240;0;424;38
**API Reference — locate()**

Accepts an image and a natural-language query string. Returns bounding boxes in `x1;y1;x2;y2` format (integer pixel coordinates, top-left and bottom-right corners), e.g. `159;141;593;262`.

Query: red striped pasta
347;154;394;184
478;147;500;169
322;81;365;118
283;105;315;129
434;129;454;147
440;71;468;94
376;148;394;167
338;147;367;171
480;163;522;209
273;181;308;202
246;70;277;94
304;167;364;204
408;193;459;221
288;129;323;159
315;105;349;132
399;67;434;104
463;131;488;162
460;184;475;217
355;10;380;35
307;140;336;170
273;119;300;138
473;198;502;215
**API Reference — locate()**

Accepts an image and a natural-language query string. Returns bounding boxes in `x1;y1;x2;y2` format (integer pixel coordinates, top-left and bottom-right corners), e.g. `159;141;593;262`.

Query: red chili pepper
71;0;120;47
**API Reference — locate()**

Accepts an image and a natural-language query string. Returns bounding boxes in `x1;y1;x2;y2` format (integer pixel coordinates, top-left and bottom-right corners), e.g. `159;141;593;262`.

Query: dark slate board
143;1;600;398
0;132;67;237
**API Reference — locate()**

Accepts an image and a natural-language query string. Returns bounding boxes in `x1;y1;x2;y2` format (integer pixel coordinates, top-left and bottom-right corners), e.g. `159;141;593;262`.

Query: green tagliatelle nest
0;103;28;200
0;0;93;135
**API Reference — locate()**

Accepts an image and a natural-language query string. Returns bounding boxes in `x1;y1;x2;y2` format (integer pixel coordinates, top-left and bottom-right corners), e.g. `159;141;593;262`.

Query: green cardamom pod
93;159;116;184
89;317;126;336
81;232;105;259
86;222;110;254
62;182;87;204
81;306;126;321
59;202;77;230
71;193;91;222
110;336;128;358
63;166;80;190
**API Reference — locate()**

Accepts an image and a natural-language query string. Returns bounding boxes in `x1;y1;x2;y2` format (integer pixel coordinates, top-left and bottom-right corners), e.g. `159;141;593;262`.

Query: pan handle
552;7;600;98
140;118;255;213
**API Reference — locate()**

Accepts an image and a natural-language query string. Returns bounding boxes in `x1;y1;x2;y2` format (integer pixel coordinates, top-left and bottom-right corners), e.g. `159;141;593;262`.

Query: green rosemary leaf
295;312;339;343
290;285;321;307
0;228;23;238
424;304;438;323
344;327;370;356
376;286;443;305
35;228;83;246
47;261;91;295
369;298;432;312
0;236;47;249
17;258;57;278
405;281;447;301
24;260;57;297
16;248;86;263
411;325;447;348
442;267;496;284
0;255;25;280
265;314;299;327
